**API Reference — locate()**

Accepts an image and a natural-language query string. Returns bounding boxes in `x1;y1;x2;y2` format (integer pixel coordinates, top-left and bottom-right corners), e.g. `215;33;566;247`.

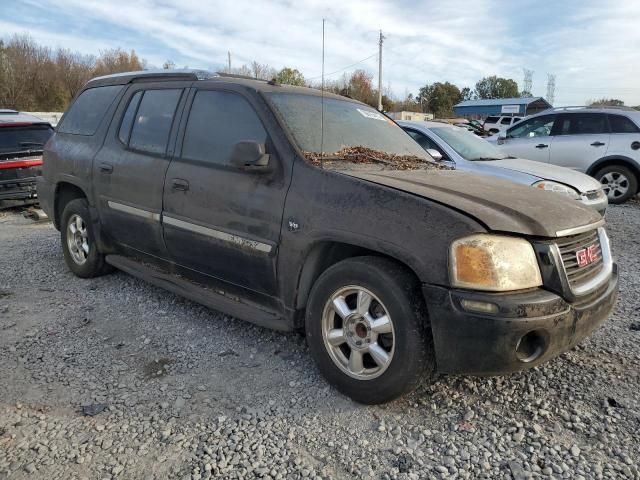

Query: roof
398;120;462;131
0;111;51;125
455;97;548;108
83;69;359;103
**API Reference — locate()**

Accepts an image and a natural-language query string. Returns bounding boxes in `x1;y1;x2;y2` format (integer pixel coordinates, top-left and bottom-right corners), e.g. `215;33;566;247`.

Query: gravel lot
1;201;639;480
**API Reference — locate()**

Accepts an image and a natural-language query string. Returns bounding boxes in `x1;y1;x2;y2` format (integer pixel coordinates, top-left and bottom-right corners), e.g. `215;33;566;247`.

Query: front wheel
595;165;638;204
305;257;434;404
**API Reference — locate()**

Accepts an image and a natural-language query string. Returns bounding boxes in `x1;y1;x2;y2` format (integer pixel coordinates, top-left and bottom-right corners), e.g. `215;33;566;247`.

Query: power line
306;52;378;80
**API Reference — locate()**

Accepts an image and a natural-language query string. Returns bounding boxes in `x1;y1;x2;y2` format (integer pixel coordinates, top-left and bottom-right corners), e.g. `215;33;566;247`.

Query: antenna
377;30;385;111
547;73;556;105
227;51;231;73
320;18;325;169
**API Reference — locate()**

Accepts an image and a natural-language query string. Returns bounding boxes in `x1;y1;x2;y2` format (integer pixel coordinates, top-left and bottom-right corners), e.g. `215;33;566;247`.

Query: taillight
0;158;43;169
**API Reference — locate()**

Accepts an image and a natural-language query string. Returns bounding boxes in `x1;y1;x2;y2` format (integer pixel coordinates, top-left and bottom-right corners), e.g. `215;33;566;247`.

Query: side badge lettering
288;218;300;232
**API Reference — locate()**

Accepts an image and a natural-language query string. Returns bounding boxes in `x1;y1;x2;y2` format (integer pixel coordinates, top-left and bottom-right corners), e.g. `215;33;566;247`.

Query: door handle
590;141;606;147
535;144;549;149
99;163;113;173
171;178;189;191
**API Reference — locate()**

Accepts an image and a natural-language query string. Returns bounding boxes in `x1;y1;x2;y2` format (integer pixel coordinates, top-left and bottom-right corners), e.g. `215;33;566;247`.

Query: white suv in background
482;115;523;134
491;106;640;203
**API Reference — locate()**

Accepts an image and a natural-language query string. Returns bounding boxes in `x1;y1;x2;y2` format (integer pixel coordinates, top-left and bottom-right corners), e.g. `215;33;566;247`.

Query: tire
60;198;111;278
594;165;638;204
305;256;434;404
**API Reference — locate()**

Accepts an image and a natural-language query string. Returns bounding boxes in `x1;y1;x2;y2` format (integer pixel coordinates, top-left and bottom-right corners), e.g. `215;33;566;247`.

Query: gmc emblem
576;244;599;267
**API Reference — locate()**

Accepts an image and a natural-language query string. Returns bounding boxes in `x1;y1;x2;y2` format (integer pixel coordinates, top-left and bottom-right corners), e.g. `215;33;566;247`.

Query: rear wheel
61;198;111;278
305;256;434;404
595;165;638;204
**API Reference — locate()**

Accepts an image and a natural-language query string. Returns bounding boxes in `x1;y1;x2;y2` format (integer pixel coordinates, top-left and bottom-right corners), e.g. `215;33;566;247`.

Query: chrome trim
107;201;160;221
562;227;613;297
555;219;605;238
162;215;272;253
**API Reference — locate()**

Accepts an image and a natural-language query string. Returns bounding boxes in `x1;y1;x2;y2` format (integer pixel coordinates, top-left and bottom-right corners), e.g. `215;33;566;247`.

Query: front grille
556;229;604;290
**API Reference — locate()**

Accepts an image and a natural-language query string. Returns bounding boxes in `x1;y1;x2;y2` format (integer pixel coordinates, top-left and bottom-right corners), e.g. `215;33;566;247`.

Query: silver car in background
488;106;640;204
399;120;608;215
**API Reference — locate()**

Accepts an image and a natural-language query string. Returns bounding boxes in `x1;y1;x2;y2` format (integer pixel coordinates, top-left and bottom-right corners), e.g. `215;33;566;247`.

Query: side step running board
105;254;290;331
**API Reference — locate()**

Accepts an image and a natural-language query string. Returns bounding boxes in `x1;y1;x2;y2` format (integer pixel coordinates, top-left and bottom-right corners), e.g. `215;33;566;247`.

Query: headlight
532;180;580;200
450;234;542;291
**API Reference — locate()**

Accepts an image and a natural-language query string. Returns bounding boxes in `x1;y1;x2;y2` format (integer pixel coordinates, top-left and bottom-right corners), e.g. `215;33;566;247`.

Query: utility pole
227;51;231;73
378;30;385;111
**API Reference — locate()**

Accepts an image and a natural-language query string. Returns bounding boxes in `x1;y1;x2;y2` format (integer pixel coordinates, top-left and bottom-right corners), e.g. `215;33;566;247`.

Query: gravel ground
1;201;639;480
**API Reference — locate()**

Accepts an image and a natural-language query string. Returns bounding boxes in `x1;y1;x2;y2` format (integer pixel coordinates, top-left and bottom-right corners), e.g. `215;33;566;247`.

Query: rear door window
500;117;511;125
58;85;123;136
128;89;182;155
557;113;608;135
608;114;640;133
181;90;267;166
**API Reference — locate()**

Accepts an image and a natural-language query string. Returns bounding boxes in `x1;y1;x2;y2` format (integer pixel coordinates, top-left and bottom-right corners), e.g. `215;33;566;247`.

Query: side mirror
425;148;443;161
230;141;271;172
497;132;507;145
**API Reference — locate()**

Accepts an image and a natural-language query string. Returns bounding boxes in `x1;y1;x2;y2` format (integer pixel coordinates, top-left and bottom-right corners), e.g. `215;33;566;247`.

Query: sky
1;0;639;106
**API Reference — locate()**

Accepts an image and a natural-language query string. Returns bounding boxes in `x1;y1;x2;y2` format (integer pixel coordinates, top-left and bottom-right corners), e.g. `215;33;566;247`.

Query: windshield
267;93;431;160
430;126;508;161
0;125;53;154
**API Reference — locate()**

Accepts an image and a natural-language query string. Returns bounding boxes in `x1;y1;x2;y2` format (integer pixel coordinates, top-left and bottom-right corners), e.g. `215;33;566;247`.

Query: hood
342;169;601;238
484;158;603;193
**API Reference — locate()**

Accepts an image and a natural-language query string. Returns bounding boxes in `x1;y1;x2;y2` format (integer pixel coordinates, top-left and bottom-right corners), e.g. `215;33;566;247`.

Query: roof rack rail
545;105;637;112
91;69;216;84
216;72;279;85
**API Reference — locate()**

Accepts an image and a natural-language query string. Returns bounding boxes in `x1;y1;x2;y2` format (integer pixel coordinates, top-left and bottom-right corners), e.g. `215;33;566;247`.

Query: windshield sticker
357;108;386;121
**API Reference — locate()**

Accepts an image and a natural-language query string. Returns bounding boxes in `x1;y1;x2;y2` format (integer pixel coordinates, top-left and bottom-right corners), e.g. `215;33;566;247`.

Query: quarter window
558;113;608;135
58;85;123;136
128;89;182;155
181;90;267;165
608;114;640;133
507;115;555;138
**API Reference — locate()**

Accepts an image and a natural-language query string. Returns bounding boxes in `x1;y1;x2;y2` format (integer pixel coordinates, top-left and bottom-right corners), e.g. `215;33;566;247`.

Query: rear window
558;113;608;135
58;85;123;136
485;116;499;124
608;114;640;134
0;125;54;154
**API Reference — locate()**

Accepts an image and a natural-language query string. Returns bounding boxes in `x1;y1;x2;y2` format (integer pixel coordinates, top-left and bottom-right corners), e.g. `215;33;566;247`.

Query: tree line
0;35;145;111
2;34;637;115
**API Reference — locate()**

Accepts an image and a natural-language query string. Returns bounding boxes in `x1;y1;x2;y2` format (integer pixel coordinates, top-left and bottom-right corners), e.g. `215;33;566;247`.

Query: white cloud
2;0;639;105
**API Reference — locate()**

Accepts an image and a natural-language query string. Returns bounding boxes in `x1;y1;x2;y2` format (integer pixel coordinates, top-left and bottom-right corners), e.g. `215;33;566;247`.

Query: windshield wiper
472;157;502;161
20;141;44;147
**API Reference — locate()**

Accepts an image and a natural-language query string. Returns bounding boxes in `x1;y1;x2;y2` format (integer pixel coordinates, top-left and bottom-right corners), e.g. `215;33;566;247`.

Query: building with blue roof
453;97;552;118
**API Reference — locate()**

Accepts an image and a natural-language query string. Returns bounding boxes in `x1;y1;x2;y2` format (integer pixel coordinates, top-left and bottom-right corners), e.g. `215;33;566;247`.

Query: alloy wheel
600;171;630;200
321;285;395;380
66;214;90;265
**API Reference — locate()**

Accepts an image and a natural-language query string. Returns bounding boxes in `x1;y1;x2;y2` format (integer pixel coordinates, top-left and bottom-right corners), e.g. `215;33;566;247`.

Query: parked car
489;106;640;203
483;114;524;134
0;110;54;202
399;121;608;215
38;70;618;404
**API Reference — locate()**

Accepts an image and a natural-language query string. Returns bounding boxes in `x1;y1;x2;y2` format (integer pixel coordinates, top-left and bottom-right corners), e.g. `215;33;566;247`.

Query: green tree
475;75;519;99
460;87;474;101
276;67;306;86
416;82;462;117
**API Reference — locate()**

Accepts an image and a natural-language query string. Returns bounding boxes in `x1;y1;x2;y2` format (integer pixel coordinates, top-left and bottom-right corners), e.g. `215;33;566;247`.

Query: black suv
37;71;618;404
0;110;54;202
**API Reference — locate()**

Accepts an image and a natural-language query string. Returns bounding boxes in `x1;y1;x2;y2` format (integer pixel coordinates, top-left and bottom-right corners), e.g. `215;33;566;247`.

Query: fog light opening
516;330;547;363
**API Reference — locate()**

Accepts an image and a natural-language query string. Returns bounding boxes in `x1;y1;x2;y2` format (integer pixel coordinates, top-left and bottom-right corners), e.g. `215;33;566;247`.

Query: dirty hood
344;169;602;237
483;158;603;193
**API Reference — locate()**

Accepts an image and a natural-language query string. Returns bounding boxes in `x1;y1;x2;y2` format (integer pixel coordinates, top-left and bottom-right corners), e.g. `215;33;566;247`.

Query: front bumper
423;264;618;375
